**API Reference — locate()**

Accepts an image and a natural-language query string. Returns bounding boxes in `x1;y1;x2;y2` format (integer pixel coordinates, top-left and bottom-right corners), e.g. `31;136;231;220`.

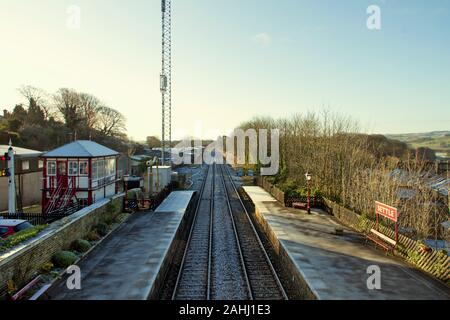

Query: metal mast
161;0;172;166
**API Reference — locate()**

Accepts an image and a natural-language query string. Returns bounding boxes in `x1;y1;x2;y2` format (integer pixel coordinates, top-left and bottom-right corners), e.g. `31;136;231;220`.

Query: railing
285;195;324;208
1;204;84;226
44;176;64;214
91;174;119;189
124;181;177;212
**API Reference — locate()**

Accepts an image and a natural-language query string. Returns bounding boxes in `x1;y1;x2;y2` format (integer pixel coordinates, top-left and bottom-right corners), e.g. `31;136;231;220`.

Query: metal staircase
45;177;77;214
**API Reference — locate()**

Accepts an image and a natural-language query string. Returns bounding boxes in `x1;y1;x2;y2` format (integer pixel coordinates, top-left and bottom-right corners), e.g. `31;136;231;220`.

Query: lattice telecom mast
160;0;172;165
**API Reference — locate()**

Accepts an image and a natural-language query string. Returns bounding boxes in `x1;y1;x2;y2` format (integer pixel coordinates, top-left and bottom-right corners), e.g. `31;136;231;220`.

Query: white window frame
99;159;105;178
92;160;98;180
68;160;78;176
22;160;30;171
79;160;89;176
38;160;44;169
47;160;56;176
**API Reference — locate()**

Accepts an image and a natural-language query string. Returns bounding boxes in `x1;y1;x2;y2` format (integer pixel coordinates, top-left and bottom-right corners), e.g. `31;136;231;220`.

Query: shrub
52;251;78;268
40;262;54;273
95;222;109;236
114;213;129;224
71;239;92;253
86;230;101;242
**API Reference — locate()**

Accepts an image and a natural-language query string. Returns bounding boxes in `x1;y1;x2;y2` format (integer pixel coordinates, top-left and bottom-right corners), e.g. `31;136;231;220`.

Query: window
22;160;30;171
107;158;115;176
0;227;8;237
38;160;44;169
98;159;105;178
68;161;78;176
79;161;88;176
47;161;56;176
92;160;98;179
14;222;33;232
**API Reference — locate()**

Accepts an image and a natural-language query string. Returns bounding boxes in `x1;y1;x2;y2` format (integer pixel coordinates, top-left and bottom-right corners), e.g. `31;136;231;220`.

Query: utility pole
7;140;16;214
161;0;172;166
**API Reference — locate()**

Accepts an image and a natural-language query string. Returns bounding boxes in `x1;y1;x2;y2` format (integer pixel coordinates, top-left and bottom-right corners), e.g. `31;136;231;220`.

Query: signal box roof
42;140;119;158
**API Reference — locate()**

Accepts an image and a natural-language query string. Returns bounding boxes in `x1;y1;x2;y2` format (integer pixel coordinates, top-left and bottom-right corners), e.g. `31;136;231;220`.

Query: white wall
0;173;42;212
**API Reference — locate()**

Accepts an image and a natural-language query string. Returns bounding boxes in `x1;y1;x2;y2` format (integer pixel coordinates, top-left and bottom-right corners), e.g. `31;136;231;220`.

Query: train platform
243;186;450;300
46;191;195;300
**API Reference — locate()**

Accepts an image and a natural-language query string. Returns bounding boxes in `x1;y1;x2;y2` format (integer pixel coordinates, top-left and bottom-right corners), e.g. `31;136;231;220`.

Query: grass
408;136;450;154
388;132;450;156
0;225;47;254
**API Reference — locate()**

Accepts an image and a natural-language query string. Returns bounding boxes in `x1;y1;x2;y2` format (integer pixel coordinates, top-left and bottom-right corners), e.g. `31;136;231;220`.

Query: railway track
172;163;287;300
172;164;214;300
220;164;287;300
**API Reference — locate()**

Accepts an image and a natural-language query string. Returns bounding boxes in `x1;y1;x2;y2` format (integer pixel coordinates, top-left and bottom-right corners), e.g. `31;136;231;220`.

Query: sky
0;0;449;141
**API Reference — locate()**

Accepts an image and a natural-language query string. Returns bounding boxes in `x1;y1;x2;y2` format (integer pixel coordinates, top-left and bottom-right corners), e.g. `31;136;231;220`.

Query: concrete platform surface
243;186;450;300
47;199;189;300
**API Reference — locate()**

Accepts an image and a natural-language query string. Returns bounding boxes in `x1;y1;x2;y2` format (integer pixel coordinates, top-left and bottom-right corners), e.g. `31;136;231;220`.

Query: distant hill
386;131;450;159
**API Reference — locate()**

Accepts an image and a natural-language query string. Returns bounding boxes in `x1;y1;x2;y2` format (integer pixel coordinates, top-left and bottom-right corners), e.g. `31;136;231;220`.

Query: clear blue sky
0;0;449;140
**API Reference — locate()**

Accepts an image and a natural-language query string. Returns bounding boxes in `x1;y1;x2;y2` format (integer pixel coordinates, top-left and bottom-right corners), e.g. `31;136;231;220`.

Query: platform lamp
305;172;312;214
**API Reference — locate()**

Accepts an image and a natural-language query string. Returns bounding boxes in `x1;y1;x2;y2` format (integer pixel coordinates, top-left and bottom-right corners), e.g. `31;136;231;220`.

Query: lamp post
305;172;312;214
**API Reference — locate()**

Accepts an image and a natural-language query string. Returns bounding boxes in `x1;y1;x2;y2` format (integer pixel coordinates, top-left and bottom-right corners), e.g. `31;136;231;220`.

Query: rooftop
0;145;42;158
42;140;119;158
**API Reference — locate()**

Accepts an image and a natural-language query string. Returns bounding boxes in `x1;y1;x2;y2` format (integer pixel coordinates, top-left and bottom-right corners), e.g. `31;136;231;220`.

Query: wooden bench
292;202;308;210
366;229;396;253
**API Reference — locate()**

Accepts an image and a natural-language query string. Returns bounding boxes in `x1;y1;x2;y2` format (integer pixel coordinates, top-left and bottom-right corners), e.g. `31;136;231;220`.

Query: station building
41;140;120;213
0;144;43;212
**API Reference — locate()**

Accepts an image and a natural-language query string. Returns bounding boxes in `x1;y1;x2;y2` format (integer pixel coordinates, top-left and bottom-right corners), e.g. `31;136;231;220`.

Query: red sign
375;201;398;222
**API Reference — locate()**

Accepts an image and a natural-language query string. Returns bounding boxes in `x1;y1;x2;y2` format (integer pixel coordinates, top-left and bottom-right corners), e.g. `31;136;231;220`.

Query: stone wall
0;194;124;290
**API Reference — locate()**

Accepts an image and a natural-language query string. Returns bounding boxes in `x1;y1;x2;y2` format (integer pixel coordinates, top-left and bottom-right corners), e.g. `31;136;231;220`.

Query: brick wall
0;194;124;290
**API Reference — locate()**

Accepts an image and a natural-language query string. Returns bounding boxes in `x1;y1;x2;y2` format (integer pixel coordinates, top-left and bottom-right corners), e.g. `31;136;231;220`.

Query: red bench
292;202;308;210
366;229;396;253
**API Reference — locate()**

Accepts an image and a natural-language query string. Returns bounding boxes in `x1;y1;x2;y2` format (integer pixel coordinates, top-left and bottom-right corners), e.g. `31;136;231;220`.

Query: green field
387;131;450;158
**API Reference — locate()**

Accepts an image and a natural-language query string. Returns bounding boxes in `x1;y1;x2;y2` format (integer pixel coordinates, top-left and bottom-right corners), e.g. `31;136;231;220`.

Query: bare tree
79;93;101;136
96;106;126;137
239;110;447;240
18;85;55;120
18;85;46;106
53;88;84;135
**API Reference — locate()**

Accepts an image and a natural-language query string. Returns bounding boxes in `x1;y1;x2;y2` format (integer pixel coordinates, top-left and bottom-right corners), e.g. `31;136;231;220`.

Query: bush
71;239;92;253
114;213;129;224
0;225;47;254
40;262;54;273
95;222;109;236
52;251;78;268
86;230;101;242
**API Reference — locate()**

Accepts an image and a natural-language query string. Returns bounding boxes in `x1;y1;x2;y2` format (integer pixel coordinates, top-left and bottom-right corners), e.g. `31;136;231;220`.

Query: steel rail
171;164;212;300
222;164;288;300
218;164;253;300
